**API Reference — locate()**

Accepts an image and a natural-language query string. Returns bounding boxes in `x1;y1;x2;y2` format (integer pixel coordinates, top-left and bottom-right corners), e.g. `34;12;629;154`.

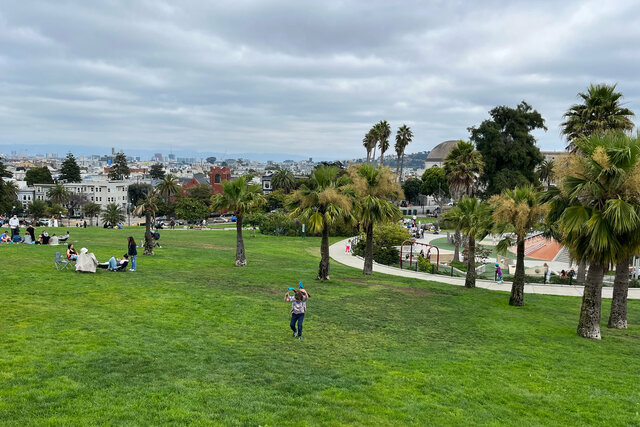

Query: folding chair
54;251;72;271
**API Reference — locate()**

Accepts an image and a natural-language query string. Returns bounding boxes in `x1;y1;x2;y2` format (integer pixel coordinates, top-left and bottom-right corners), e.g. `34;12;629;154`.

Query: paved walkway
331;238;640;300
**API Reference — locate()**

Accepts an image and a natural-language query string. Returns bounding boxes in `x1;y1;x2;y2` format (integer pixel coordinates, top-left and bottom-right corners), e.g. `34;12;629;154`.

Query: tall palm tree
348;164;402;275
363;130;377;164
491;185;548;306
82;202;102;226
443;197;493;288
133;189;159;255
211;177;266;267
443;140;484;262
271;169;296;193
101;202;125;226
48;184;71;224
375;120;391;168
559;132;640;338
289;166;353;280
395;124;413;182
156;174;181;206
28;200;48;221
561;83;635;152
537;159;555;187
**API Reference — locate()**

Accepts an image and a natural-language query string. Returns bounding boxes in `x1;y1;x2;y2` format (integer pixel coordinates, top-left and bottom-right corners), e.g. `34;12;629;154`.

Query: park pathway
330;238;640;300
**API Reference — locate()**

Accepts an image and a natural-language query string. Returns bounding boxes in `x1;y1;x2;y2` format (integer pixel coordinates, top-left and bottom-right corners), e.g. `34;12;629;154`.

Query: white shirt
9;217;19;228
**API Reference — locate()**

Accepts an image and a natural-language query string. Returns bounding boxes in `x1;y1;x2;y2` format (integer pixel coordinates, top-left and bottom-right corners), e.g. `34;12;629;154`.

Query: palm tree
289;166;353;280
133;190;159;255
363;130;377;164
156;174;181;206
48;184;71;225
211;177;266;267
443;140;484;262
82;202;102;226
490;185;548;306
443;197;493;288
28;200;48;221
375;120;391;168
271;169;296;193
537;159;555;187
561;83;635;152
395;125;413;182
559;132;640;338
101;202;125;226
348;164;402;275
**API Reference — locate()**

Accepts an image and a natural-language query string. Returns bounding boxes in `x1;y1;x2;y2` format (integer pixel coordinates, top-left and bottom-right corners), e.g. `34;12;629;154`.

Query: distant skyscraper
153;153;163;162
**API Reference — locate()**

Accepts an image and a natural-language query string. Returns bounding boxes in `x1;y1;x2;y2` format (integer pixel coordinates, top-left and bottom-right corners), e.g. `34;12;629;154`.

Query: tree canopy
25;167;54;186
149;163;165;180
108;152;130;181
421;167;450;204
59;153;82;183
470;101;546;196
401;177;422;203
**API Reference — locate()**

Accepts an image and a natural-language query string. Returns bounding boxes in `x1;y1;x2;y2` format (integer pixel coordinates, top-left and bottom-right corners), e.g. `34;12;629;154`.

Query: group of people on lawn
1;215;72;245
72;236;138;273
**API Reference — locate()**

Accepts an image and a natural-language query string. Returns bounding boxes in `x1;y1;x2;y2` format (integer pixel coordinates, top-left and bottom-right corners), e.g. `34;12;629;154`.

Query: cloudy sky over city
1;0;639;159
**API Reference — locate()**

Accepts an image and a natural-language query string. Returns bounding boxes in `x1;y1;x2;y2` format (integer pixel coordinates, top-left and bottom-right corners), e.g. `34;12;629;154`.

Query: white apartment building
32;180;130;211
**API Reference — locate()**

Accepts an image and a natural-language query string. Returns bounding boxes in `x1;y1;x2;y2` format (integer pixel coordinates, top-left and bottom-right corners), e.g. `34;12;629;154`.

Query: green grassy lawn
1;228;639;424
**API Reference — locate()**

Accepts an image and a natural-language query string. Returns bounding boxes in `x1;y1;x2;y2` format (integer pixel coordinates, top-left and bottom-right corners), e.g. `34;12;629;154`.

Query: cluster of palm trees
443;83;637;340
363;121;413;182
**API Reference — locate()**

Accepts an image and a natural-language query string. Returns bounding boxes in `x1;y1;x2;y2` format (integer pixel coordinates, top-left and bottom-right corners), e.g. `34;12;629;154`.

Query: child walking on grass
495;263;503;284
284;284;310;341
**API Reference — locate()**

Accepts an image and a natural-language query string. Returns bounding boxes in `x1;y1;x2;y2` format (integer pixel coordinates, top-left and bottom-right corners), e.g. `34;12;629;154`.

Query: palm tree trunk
366;150;371;164
465;235;476;288
577;260;586;285
371;146;377;164
144;211;154;255
400;153;405;183
608;257;630;329
318;222;330;280
396;156;400;179
379;151;384;168
363;224;374;275
452;228;461;263
577;261;604;339
235;216;247;266
509;238;526;306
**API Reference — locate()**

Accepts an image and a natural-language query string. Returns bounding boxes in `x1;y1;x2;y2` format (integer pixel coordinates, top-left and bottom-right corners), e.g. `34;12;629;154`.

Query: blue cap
298;282;303;288
288;288;295;291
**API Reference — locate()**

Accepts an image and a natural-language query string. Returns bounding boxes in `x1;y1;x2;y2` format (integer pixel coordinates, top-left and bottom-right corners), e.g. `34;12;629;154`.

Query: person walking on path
284;283;310;341
345;239;351;254
495;263;503;284
128;236;138;271
544;263;551;284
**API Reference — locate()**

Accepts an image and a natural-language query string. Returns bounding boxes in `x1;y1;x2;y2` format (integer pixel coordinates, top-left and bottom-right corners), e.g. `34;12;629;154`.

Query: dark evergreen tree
128;183;154;206
401;177;422;203
108;152;131;180
469;101;547;197
25;167;54;186
149;163;165;180
59;153;82;182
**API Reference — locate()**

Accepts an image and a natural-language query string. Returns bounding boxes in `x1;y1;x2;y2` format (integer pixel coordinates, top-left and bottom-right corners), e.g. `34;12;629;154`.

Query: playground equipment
400;240;439;272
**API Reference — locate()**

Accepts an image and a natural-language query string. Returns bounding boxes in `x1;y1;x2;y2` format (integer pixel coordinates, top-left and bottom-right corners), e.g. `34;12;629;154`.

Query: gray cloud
1;0;639;159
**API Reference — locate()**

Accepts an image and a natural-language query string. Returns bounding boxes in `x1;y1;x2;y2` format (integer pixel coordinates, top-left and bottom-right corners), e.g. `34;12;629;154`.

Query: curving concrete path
330;238;640;300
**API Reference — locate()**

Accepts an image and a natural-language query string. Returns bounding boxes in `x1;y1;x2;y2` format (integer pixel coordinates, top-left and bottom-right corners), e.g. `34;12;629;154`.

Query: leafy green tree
133;189;159;255
558;132;640;338
289;166;353;280
395;125;413;181
349;164;403;275
401;178;422;203
149;163;165;180
470;101;547;196
211;177;266;267
443;197;493;288
25;167;54;186
28;200;48;220
48;184;71;206
175;197;209;223
101;202;125;225
561;83;635;152
59;153;82;182
128;183;154;206
491;185;547;306
265;189;288;212
67;193;88;217
82;202;101;226
421;167;450;208
108;152;130;180
47;203;66;220
271;169;296;193
186;184;212;206
0;158;17;215
156;174;181;207
375;120;391;167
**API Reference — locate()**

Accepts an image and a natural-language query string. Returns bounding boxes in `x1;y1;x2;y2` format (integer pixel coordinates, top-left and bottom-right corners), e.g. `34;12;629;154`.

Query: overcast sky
1;0;639;160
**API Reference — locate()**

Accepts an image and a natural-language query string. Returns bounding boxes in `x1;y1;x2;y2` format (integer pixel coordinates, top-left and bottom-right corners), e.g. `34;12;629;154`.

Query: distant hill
342;151;430;169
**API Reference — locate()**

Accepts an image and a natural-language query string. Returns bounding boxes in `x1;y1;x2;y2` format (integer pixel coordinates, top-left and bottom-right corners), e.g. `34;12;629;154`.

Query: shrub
418;255;435;273
373;246;400;265
256;212;299;236
351;223;409;266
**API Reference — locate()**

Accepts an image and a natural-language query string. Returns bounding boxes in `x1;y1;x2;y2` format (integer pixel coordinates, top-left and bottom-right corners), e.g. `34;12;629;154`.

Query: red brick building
209;166;231;194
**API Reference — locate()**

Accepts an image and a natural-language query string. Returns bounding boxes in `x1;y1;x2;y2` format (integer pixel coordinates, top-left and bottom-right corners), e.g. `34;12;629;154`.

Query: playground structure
400;240;439;271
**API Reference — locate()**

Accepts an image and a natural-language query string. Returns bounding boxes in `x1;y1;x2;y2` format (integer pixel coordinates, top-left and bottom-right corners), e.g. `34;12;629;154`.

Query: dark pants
290;313;305;336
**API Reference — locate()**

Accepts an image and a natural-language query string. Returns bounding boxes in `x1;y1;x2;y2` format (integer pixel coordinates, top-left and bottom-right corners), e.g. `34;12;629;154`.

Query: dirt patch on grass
305;247;321;258
191;243;235;250
340;278;457;296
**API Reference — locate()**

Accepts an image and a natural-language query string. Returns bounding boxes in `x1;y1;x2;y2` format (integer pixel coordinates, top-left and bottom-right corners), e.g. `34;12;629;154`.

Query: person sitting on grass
76;248;99;273
284;284;310;341
50;233;59;246
105;254;129;271
59;231;70;242
1;231;11;243
12;232;22;243
66;244;78;261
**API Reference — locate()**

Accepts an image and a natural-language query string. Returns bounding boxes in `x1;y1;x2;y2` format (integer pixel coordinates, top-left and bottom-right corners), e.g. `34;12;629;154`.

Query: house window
215;174;221;183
